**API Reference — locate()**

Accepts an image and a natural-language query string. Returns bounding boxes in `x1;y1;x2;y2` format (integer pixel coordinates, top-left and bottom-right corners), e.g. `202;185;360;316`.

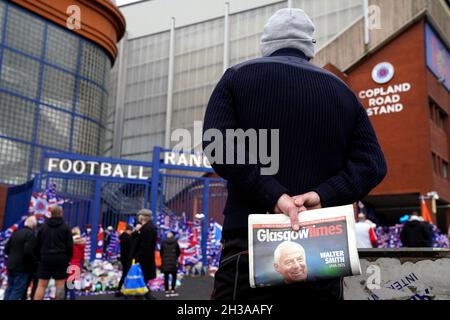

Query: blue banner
425;23;450;92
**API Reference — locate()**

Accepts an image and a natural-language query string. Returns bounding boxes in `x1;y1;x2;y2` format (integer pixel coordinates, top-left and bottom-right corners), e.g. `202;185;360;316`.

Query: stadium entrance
31;147;227;265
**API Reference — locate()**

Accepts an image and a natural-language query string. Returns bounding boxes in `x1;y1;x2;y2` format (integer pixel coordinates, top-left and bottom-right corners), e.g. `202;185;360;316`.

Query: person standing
104;226;114;256
34;206;73;300
23;220;42;300
116;224;134;295
400;213;433;248
4;216;38;300
66;227;85;300
203;8;387;300
132;209;157;300
160;232;181;297
355;213;378;249
448;224;450;245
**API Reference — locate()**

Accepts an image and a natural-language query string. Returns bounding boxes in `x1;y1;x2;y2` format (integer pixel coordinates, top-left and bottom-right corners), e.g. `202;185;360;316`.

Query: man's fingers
289;206;300;231
294;195;305;207
294;192;321;209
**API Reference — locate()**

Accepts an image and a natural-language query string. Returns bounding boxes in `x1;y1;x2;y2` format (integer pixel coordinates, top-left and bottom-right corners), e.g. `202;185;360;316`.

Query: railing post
202;179;210;273
150;146;161;223
90;180;102;262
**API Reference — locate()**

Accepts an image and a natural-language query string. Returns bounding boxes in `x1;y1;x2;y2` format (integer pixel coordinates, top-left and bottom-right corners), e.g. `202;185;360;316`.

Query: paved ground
78;275;214;300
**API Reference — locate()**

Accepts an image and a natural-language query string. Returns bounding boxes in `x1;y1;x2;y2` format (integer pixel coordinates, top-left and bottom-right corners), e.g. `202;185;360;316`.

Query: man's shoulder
229;56;350;89
15;228;28;236
61;223;71;232
230;56;330;74
24;228;35;238
356;222;370;229
142;222;156;232
402;222;413;230
229;56;274;71
229;55;313;72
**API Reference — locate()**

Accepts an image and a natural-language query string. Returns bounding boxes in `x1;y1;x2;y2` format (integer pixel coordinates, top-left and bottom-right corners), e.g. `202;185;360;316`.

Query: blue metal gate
150;147;227;269
33;148;227;265
36;151;152;261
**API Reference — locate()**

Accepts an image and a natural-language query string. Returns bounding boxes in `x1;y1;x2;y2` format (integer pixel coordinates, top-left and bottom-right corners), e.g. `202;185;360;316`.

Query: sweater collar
270;48;310;61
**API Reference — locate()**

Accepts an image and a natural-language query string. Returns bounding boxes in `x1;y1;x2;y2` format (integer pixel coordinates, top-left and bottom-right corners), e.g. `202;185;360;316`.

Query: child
66;227;85;300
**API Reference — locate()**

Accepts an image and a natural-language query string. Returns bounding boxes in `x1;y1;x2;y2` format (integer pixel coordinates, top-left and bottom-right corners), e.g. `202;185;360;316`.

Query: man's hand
274;194;306;231
293;192;322;211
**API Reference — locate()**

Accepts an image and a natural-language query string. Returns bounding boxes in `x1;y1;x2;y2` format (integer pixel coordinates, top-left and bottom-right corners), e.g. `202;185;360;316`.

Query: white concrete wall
344;257;450;300
119;0;286;39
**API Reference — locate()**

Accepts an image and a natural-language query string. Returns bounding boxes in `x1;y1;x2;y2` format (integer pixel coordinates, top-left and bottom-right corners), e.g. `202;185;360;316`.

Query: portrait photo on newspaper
248;205;362;288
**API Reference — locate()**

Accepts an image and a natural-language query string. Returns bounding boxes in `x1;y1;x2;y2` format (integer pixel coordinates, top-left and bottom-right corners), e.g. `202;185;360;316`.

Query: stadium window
432;153;437;173
442;161;449;180
437;108;447;130
429;98;435;121
429;98;447;129
437;155;442;175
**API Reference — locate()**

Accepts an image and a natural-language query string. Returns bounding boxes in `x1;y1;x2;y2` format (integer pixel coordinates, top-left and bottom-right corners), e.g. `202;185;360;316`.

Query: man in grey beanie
132;208;157;299
261;8;316;59
204;8;386;300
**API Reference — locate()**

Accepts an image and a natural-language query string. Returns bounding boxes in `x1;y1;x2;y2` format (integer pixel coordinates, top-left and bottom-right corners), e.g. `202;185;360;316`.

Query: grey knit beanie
261;8;316;58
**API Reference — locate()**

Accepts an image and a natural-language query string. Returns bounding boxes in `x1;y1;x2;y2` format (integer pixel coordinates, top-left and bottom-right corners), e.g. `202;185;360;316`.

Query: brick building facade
326;19;450;231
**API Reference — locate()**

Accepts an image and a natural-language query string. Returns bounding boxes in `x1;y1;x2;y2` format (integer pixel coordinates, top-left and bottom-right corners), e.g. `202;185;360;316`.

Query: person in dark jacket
116;224;134;295
130;223;142;258
160;232;181;297
400;214;433;248
23;221;42;300
203;8;387;300
132;209;157;299
4;216;38;300
34;206;73;300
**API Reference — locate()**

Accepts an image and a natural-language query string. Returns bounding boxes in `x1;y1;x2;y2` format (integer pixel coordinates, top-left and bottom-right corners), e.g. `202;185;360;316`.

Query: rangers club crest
372;62;395;84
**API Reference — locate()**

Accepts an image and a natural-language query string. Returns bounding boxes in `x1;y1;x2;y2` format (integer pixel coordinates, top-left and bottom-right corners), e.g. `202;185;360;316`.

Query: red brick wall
326;20;450;230
346;21;434;198
428;67;450;231
428;69;450;203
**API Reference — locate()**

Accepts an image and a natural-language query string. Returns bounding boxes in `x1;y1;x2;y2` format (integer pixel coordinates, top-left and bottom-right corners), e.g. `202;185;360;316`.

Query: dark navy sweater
203;48;387;232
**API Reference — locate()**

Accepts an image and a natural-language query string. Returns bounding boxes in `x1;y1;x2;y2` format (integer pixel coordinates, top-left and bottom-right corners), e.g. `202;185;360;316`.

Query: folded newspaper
248;205;361;288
